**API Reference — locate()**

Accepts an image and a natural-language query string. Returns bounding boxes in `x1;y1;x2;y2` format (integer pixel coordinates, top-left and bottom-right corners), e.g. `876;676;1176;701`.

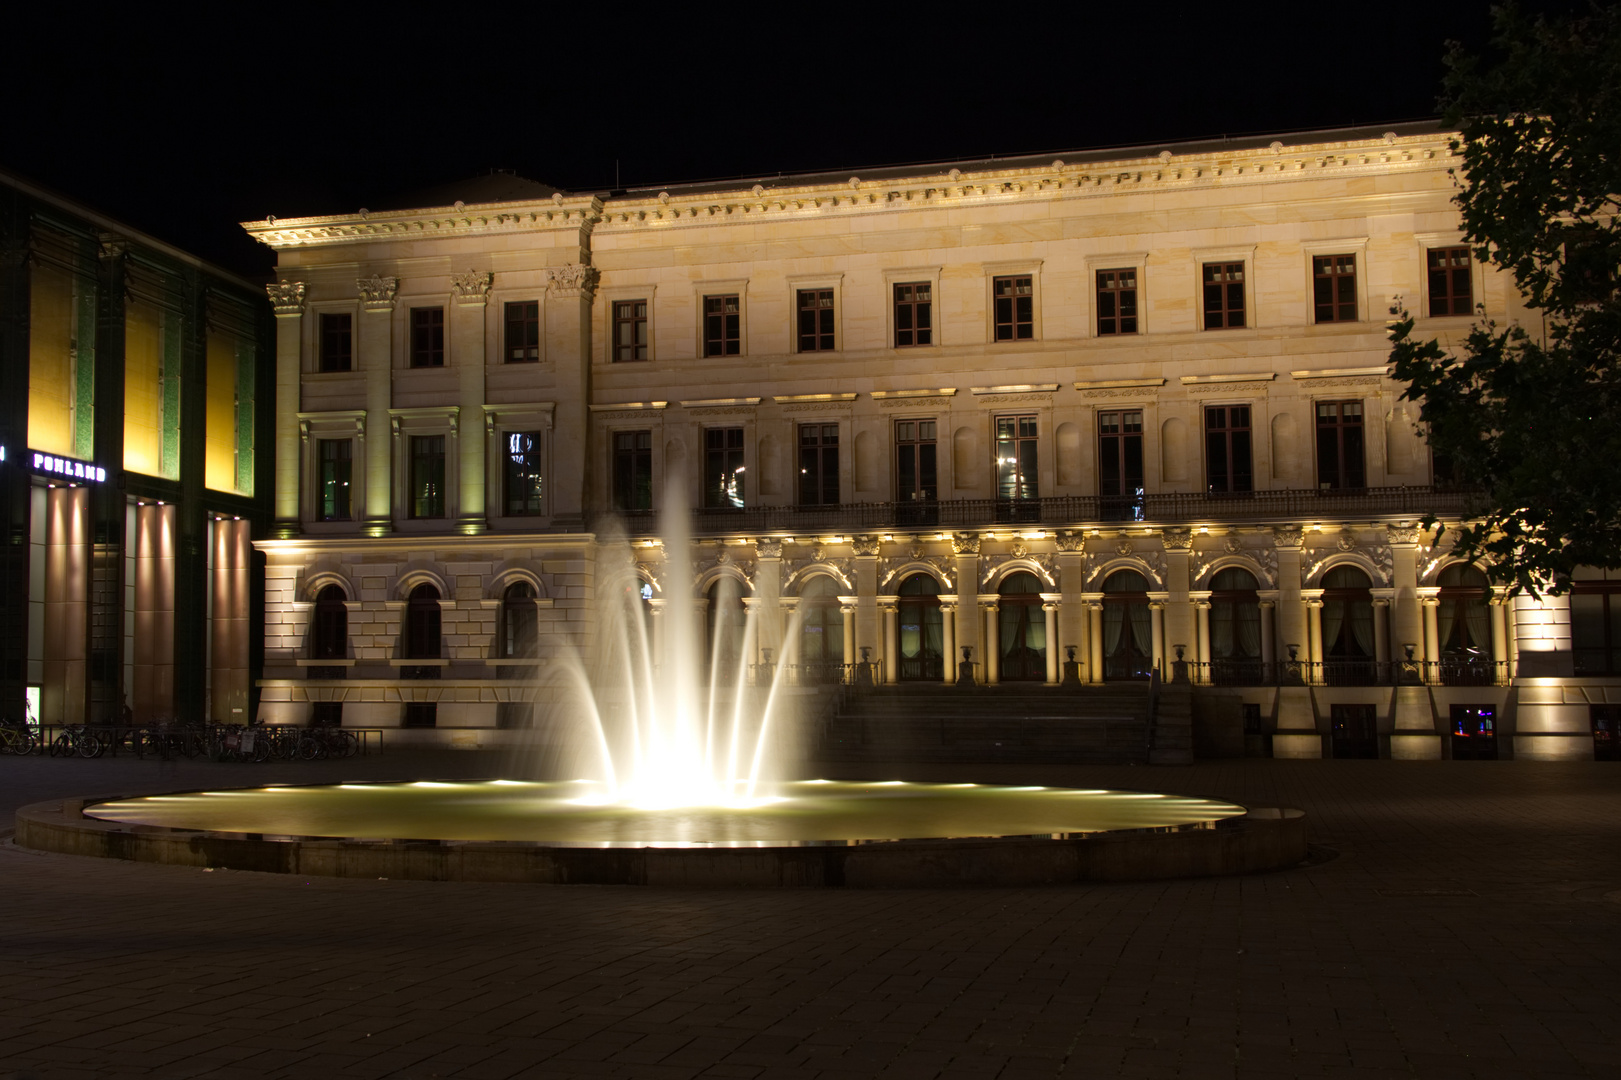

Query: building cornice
242;195;605;250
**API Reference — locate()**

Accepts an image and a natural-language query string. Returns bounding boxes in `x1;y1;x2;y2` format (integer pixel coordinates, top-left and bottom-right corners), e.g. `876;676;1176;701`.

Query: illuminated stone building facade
246;124;1616;760
0;169;272;729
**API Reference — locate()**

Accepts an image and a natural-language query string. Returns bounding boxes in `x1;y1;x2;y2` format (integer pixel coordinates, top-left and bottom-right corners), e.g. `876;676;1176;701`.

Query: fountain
15;488;1307;886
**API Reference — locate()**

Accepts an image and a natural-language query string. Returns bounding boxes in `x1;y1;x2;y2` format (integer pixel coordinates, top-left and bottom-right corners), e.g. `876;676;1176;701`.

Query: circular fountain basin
18;781;1307;887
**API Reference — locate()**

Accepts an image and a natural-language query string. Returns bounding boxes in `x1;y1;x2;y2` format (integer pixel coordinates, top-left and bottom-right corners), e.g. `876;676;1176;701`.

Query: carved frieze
1082;388;1160;399
357;275;399;312
979;393;1053;405
879;397;953;408
783;401;855;412
1187;381;1270;394
594;411;664;422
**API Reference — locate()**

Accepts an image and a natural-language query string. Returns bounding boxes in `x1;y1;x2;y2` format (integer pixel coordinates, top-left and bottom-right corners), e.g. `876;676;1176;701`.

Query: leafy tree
1388;2;1621;594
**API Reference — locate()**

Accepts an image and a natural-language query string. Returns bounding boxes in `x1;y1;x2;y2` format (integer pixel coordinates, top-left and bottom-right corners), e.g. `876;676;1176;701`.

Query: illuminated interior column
1190;593;1212;666
359;276;396;532
1161;529;1193;663
1042;600;1060;685
452;271;490;532
1272;528;1306;662
209;518;251;724
1420;592;1441;664
41;487;89;726
1148;598;1166;678
938;600;957;685
1490;595;1509;668
839;600;857;668
1257;597;1277;666
1387;525;1424;663
1056;534;1086;682
1371;596;1392;667
981;596;1000;685
1085;598;1105;683
267;281;305;536
853;536;880;677
132;503;176;722
879;597;898;685
952;534;981;673
1304;594;1324;666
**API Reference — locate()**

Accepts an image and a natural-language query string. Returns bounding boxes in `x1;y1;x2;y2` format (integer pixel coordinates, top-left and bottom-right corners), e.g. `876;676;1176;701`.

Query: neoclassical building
246;123;1615;760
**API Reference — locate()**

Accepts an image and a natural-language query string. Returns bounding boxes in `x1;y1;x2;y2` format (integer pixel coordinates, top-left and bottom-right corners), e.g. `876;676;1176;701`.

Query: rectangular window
1096;269;1138;335
410;307;445;367
703;294;740;356
797;289;835;352
798;424;839;505
504;301;539;362
993;275;1034;340
402;703;437;728
1312;255;1357;323
893;282;932;347
319;313;352;372
1202;262;1246;329
1315;401;1366;490
1098;410;1144;519
317;438;352;520
704;428;745;509
895;420;938;502
1204;406;1253;494
1427;246;1473;316
612;430;652;511
503;431;544;516
409;434;446;518
995;415;1038;500
613;299;648;362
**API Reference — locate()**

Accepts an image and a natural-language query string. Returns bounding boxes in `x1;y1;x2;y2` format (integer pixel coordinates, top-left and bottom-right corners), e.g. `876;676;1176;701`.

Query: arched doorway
797;575;844;683
1321;565;1374;685
1208;566;1261;685
705;579;746;677
1437;563;1492;685
997;571;1046;681
1102;569;1152;680
896;574;943;681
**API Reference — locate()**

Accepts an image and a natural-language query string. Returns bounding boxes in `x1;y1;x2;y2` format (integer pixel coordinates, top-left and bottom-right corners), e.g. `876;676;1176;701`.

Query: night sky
2;3;1582;280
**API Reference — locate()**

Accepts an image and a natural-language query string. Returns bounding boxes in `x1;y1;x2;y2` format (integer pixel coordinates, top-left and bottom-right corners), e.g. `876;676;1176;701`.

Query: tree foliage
1389;2;1621;594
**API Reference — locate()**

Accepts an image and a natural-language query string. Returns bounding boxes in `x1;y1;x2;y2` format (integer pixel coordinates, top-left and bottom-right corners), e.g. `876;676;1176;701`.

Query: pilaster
451;271;490;532
544;263;598;527
266;279;306;536
951;531;981;666
1386;524;1423;661
852;535;880;664
358;275;396;532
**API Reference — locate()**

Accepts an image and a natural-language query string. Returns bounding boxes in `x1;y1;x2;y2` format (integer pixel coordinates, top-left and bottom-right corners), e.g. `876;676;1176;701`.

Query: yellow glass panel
28;262;75;456
205;330;239;492
124;301;164;477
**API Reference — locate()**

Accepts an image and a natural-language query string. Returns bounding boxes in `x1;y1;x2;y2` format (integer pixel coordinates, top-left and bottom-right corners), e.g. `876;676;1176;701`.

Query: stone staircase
816;682;1153;765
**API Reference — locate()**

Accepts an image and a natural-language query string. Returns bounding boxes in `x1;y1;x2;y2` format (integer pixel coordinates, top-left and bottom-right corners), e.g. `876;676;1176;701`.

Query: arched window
1321;565;1374;684
1436;563;1493;684
897;574;943;680
1208;566;1261;685
312;584;348;661
706;579;746;674
405;583;442;660
1102;569;1152;680
501;581;537;659
797;575;844;681
997;571;1045;681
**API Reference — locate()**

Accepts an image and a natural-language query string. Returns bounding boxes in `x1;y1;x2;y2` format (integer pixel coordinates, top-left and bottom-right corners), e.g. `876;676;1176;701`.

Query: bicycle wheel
78;732;104;759
338;730;360;758
49;732;72;758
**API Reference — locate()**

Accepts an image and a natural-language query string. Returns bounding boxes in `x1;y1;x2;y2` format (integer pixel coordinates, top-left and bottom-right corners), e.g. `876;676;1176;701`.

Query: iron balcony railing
1180;657;1511;688
606;485;1480;537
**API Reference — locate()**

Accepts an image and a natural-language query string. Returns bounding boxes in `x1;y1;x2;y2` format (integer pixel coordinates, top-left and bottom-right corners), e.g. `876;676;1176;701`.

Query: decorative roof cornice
242;194;604;250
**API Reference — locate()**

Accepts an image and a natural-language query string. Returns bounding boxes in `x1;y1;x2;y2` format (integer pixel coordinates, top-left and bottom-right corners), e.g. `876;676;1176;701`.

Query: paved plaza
1;750;1618;1080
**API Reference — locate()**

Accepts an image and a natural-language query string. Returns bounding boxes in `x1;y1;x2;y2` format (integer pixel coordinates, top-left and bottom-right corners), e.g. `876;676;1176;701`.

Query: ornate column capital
451;270;493;306
1386;523;1422;547
851;535;881;556
544;263;599;299
754;538;783;560
1055;529;1084;553
1271;526;1304;550
97;233;129;261
951;532;980;555
1162;527;1193;551
266;279;307;318
358;274;399;312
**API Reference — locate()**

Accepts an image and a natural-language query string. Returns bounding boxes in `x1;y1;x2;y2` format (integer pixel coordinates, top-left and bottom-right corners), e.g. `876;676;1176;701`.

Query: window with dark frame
613;299;648;362
895;420;938;502
405;583;442;659
409;434;446;518
319;313;352;372
703;294;740;356
993;275;1034;340
893;282;932;347
1098;409;1145;519
1573;573;1621;675
1096;269;1138;335
1315;400;1366;490
312;584;348;661
410;306;445;367
402;703;437;727
1426;247;1473;316
1312;255;1357;323
501;581;538;660
703;427;745;509
797;289;834;352
1202;262;1246;329
504;301;539;362
1204;405;1253;494
798;424;839;505
503;431;544;516
317;438;352;520
612;430;653;511
994;415;1039;500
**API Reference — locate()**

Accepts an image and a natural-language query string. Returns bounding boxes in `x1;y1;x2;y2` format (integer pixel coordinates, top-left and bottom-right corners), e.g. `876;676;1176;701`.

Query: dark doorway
997;572;1046;681
1102;569;1152;680
1450;704;1498;760
897;574;943;681
1330;703;1378;758
1321;566;1376;685
1591;705;1621;761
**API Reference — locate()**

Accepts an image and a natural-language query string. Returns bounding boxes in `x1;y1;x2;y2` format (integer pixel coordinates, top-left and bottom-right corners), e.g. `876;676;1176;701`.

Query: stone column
266;280;306;536
839;599;857;668
1147;596;1167;678
777;597;800;669
1387;524;1424;663
1489;594;1509;671
1419;590;1441;665
543;263;598;528
648;599;665;669
981;596;1000;685
1272;527;1306;662
951;533;981;666
1084;597;1105;683
451;271;491;533
1303;592;1325;665
939;599;957;685
754;539;783;666
1257;595;1277;666
1056;531;1086;680
1190;592;1213;666
879;596;899;685
357;275;397;533
1042;599;1060;685
1161;529;1194;668
1371;595;1392;667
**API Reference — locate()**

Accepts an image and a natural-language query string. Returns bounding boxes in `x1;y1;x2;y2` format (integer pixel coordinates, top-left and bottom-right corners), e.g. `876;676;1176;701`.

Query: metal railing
606;485;1480;537
1180;657;1510;688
